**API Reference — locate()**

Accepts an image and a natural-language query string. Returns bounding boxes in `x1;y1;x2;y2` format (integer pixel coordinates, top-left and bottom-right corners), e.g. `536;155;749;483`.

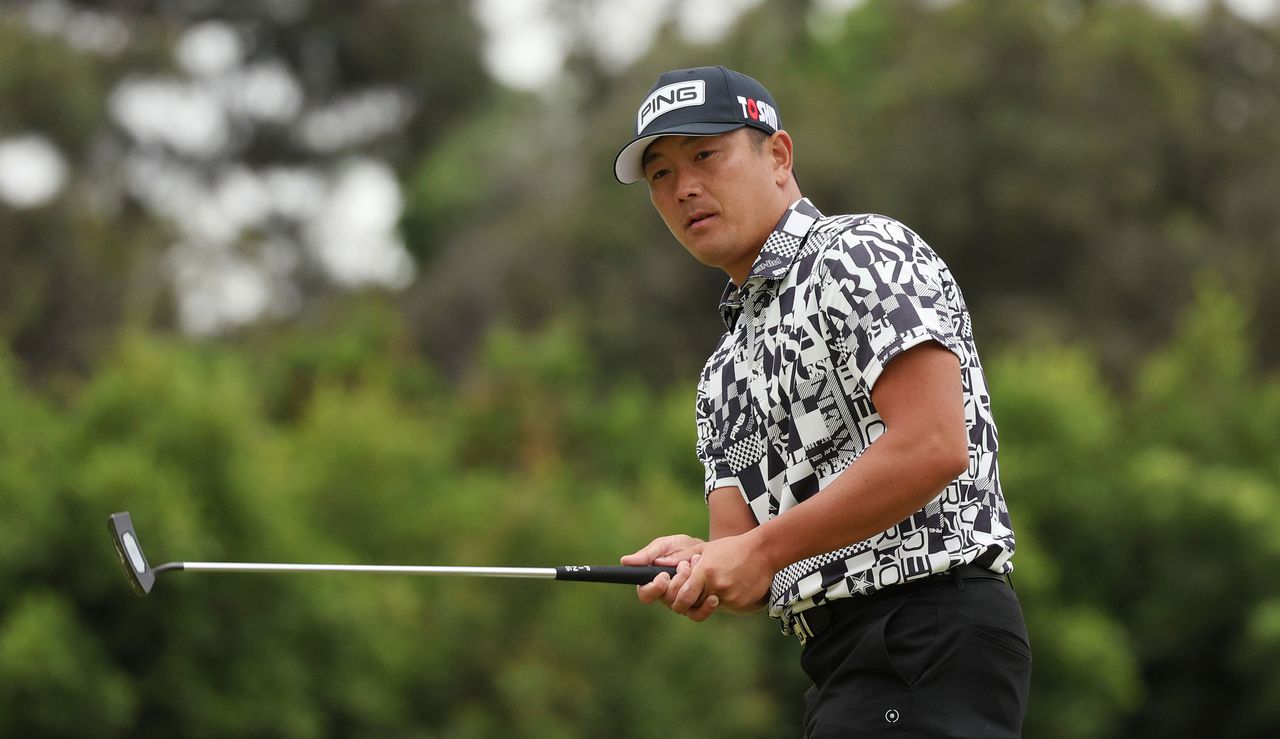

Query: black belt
790;564;1009;645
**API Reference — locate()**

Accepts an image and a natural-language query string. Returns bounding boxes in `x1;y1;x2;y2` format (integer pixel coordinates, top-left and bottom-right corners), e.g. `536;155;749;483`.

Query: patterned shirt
694;198;1015;635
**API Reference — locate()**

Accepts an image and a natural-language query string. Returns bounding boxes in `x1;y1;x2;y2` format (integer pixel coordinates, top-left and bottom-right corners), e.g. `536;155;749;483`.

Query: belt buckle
791;610;816;646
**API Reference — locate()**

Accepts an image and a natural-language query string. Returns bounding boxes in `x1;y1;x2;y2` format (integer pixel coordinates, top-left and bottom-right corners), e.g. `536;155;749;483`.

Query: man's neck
725;191;806;286
726;252;760;287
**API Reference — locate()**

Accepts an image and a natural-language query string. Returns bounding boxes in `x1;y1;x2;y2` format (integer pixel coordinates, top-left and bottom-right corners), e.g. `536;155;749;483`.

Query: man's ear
769;130;794;186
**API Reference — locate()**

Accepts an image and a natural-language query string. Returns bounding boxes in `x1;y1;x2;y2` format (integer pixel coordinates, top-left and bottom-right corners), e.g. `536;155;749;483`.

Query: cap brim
613;122;747;184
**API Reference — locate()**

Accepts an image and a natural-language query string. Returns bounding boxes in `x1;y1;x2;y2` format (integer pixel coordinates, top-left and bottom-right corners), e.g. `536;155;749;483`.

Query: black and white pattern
694;198;1015;635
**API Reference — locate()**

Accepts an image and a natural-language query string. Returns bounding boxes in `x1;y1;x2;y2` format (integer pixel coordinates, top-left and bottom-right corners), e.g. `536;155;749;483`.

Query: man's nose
674;168;703;201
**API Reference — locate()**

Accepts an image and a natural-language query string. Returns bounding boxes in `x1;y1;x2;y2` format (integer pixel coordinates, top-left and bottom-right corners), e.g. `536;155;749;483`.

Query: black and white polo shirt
694;198;1015;634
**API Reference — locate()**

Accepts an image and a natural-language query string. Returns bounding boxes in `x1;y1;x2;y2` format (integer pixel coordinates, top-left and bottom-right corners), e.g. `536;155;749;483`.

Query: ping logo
736;96;779;129
637;80;706;132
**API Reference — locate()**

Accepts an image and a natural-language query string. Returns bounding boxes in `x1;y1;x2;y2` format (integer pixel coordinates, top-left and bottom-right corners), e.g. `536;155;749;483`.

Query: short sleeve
695;374;741;505
817;216;962;389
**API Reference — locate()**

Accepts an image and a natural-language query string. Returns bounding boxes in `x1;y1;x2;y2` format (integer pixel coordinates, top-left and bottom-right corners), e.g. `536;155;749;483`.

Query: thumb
620;538;668;565
655;542;705;567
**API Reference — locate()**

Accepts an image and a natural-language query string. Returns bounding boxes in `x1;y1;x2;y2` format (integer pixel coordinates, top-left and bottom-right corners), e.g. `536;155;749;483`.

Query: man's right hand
621;535;720;622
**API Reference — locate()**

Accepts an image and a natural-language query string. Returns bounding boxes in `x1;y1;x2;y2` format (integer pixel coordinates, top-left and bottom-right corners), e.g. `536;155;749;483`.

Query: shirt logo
756;255;785;274
637;80;705;133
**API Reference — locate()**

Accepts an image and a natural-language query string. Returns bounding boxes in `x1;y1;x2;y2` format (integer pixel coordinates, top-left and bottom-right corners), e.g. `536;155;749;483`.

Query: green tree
992;279;1280;738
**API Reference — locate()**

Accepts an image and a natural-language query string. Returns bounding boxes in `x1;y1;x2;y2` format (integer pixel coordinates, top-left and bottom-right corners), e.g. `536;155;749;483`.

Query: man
615;66;1031;737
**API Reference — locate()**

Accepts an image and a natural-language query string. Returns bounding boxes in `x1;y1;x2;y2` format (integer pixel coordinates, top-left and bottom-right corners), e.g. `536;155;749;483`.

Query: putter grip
554;565;677;585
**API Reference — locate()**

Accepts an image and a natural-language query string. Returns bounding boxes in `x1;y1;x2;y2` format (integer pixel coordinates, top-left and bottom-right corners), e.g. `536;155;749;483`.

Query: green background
2;1;1278;736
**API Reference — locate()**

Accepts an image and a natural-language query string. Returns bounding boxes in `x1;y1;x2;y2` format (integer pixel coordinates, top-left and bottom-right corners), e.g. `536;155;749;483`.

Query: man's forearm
708;485;758;540
747;425;966;575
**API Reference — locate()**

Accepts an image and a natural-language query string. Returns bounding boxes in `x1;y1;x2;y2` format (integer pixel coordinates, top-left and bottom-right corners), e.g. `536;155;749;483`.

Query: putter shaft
164;562;558;578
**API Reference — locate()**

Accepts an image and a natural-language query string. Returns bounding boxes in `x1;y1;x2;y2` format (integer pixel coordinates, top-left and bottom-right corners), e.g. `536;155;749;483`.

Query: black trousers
799;571;1031;738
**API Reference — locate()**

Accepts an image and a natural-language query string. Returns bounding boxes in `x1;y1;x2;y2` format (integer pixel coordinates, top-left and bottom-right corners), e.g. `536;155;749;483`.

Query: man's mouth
686;212;716;229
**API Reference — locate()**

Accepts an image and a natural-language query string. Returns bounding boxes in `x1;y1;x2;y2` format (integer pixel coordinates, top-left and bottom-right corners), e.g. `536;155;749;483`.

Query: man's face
642;128;786;281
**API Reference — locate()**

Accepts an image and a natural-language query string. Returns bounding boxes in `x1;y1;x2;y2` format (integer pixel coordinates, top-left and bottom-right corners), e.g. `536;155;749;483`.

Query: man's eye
694;149;715;160
649;169;669;182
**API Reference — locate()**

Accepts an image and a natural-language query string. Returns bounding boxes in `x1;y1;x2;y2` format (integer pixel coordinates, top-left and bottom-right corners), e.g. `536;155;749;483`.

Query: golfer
617;66;1031;737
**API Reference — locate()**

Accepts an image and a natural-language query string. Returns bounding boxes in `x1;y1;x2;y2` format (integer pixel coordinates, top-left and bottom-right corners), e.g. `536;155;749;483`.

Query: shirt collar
718;197;824;328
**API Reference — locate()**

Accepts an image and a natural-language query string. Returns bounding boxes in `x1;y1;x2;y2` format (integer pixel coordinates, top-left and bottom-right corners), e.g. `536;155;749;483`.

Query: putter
109;511;676;596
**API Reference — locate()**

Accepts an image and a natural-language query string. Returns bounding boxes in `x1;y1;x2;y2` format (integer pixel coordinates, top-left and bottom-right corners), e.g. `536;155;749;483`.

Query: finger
622;534;694;565
620;538;663;565
654;543;705;567
686;594;720;623
671;566;707;615
635;572;671;604
661;560;693;608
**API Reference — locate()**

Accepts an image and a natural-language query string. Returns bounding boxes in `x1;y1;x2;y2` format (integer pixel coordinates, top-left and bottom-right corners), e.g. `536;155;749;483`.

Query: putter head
108;511;156;596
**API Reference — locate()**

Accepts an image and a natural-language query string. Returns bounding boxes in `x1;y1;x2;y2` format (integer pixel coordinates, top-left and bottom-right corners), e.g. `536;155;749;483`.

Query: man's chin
685;245;728;269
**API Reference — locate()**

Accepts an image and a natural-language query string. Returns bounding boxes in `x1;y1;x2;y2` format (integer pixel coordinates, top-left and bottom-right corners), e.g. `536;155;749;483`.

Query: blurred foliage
1;0;1276;383
0;285;1278;737
405;0;1280;380
2;0;1280;736
0;0;495;379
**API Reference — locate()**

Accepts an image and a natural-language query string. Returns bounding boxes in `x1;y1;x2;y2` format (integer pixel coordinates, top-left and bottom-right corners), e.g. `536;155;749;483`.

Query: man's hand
621;532;773;621
670;532;772;616
621;534;720;622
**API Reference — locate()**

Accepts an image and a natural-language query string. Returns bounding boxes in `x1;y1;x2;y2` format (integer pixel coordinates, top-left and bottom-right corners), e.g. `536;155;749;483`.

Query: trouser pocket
880;596;939;688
